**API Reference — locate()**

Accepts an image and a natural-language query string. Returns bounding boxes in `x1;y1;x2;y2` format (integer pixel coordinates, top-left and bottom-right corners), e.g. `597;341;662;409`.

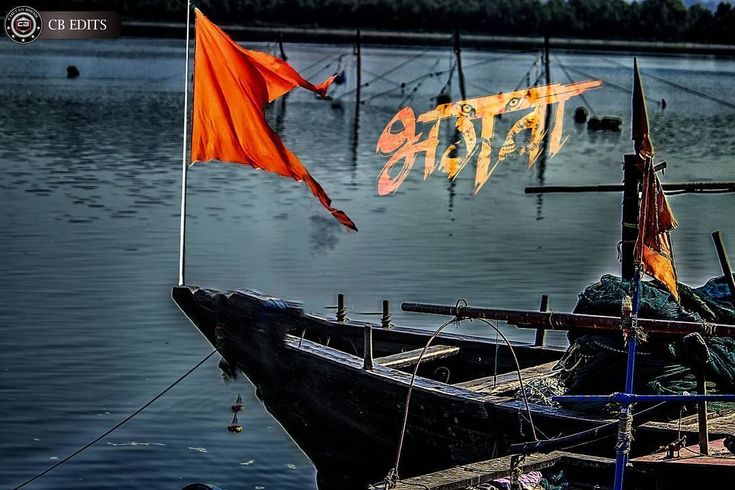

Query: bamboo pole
525;181;735;194
401;301;735;337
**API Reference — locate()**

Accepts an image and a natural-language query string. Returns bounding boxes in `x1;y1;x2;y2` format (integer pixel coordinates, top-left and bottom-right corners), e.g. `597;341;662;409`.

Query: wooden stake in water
178;2;192;286
354;30;362;112
453;30;466;100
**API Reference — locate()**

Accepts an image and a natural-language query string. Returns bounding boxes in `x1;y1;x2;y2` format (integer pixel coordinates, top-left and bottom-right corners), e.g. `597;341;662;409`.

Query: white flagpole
178;1;192;286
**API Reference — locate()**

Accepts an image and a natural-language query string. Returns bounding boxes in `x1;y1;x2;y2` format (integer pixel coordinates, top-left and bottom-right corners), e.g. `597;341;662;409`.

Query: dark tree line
30;0;735;44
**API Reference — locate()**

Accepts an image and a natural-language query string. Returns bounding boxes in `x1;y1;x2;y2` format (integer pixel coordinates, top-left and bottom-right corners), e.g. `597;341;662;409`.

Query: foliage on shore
31;0;735;44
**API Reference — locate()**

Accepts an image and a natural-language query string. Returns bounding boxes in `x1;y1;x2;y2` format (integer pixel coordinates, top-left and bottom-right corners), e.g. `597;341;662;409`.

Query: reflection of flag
191;9;356;231
631;58;678;301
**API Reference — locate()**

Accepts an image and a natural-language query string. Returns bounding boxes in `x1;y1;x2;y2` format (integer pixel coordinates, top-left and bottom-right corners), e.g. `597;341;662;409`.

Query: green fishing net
556;274;735;398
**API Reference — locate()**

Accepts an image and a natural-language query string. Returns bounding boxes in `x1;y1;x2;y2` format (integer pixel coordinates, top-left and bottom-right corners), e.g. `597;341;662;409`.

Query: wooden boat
171;285;709;488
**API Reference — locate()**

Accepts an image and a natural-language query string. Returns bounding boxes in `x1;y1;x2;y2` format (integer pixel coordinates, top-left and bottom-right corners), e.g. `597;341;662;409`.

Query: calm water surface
0;38;734;489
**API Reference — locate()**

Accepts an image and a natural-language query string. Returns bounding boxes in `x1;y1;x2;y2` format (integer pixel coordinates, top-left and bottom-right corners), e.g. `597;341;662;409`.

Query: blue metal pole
613;269;642;490
555;393;735;404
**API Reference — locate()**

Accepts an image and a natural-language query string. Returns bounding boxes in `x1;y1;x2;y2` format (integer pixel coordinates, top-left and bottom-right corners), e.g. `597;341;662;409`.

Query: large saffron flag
631;58;679;301
191;9;356;231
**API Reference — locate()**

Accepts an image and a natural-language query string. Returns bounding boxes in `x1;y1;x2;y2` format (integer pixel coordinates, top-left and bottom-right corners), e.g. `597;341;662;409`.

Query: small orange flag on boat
190;9;356;231
635;160;679;301
631;58;679;301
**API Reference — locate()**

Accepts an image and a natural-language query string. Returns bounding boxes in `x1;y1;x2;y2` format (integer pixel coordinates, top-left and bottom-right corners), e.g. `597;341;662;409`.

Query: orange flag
191;9;356;231
635;159;679;301
631;58;678;301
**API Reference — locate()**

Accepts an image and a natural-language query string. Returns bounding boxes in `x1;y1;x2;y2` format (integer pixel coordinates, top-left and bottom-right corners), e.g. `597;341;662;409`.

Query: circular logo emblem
4;6;42;44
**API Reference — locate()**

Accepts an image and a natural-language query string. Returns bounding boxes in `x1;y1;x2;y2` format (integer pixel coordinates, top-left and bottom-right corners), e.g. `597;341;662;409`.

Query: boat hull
172;286;607;488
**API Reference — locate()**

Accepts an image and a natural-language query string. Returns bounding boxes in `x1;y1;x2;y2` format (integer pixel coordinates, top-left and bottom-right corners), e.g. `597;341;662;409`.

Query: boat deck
370;451;613;489
632;437;735;467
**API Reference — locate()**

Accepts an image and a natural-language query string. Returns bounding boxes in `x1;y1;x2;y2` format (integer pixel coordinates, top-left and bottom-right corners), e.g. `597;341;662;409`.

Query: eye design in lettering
376;80;602;195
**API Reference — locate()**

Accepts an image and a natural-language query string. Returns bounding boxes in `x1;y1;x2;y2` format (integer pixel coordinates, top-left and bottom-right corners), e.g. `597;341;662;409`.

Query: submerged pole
354;30;362;111
277;31;287;60
453;30;467;100
178;1;192;286
712;230;735;298
542;35;552;161
543;35;551;87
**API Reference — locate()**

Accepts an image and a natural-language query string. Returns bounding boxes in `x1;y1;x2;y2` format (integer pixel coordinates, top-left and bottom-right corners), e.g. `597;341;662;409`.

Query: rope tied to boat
475;317;539;442
386;308;463;484
615;409;634;457
384;298;541;486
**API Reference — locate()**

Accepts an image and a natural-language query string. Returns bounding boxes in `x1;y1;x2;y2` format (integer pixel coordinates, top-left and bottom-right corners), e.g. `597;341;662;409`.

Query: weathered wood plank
454;361;559;395
375;345;461;369
377;451;614;490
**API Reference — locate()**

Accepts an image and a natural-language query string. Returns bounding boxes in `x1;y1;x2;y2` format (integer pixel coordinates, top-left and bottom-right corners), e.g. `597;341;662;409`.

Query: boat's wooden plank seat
375;344;460;369
454;360;559;395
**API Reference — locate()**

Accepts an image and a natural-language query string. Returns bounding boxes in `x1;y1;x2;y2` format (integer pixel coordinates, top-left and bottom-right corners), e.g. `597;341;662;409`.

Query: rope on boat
385;300;540;487
12;348;220;490
475;318;539;442
386;314;460;486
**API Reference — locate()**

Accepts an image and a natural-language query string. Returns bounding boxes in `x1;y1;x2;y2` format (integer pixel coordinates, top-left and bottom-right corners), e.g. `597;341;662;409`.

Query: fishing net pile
520;274;735;406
